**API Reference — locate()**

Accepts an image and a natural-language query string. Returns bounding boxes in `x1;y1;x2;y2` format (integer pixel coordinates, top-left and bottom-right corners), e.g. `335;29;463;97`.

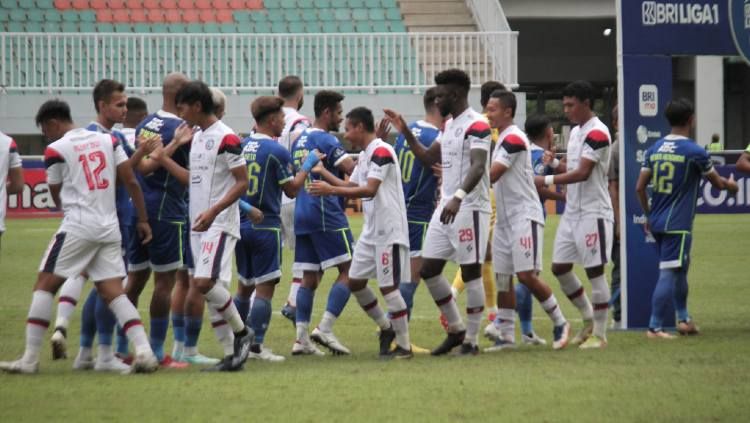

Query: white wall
695;56;724;147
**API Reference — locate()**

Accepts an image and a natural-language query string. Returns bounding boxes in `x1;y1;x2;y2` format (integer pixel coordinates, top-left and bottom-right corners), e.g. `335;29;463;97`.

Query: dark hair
35;99;72;126
481;81;506;108
278;75;303;99
345;107;375;132
251;96;285;123
490;89;516;118
664;98;694;127
524;114;551;141
562;80;595;108
435;68;471;94
175;80;215;114
423;86;439;111
314;90;344;118
92;79;125;113
126;97;148;114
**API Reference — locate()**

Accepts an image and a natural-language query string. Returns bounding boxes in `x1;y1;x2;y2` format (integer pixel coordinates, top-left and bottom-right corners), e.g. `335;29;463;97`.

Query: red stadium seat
131;8;146;22
165;9;180;22
126;0;141;9
108;0;125;9
72;0;88;9
143;0;159;8
228;0;243;8
246;0;261;9
147;9;163;22
195;0;210;9
96;9;114;22
216;9;232;22
199;9;215;22
54;0;72;9
178;0;193;9
212;0;228;9
161;0;176;8
182;9;199;22
112;9;129;22
90;0;106;9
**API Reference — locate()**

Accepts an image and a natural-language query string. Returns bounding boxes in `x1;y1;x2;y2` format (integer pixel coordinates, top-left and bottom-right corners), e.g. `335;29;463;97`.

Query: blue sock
116;326;129;356
515;283;534;335
296;286;314;324
325;282;350;317
95;294;117;346
673;269;690;322
249;298;272;345
150;317;169;361
399;282;418;319
172;314;186;343
80;289;97;348
234;295;251;324
185;317;202;348
649;269;677;330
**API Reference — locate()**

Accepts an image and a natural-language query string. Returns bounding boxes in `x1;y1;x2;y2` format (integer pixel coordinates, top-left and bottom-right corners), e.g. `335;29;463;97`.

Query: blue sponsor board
697;164;750;213
729;0;750;64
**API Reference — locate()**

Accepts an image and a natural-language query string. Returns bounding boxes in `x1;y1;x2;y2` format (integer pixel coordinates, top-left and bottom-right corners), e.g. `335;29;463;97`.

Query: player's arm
490;161;508;183
48;183;62;210
635;168;651;216
383;109;441;166
117;150;153;244
704;169;738;193
736;150;750;174
609;177;620;236
537;157;596;187
43;146;63;209
282;150;329;197
7;142;24;194
312;165;356;188
150;147;190;186
309;176;380;199
136;123;193;175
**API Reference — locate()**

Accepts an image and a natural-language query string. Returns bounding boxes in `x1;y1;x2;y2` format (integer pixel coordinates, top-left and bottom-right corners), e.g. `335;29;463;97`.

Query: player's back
564;116;613;220
86;122;134;224
280;107;310;152
645;135;712;233
493;125;544;226
291;128;349;234
394;120;439;222
240;133;293;228
45;128;124;241
136;110;189;221
0;131;21;232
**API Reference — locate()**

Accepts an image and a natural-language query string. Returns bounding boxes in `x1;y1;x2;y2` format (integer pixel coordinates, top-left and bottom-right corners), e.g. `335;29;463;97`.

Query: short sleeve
745;143;750;154
218;134;246;169
494;133;526;168
350;159;364;185
693;147;714;175
9;139;22;168
367;146;395;182
320;134;348;168
275;147;294;185
608;141;620;181
530;149;546;176
44;146;64;185
581;128;611;163
641;146;652;171
465;121;492;152
110;135;129;166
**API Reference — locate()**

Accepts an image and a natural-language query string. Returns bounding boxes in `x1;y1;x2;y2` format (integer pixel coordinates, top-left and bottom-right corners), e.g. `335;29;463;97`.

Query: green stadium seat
27;10;44;22
304;21;321;33
288;21;305;33
368;8;385;21
10;10;26;21
134;23;151;33
62;11;80;22
43;10;62;22
80;11;96;22
301;11;317;22
1;0;17;8
271;22;288;32
167;23;186;32
264;0;280;8
79;21;96;32
381;0;396;7
19;0;34;8
219;23;238;33
280;0;294;8
254;20;270;32
286;10;302;22
25;22;43;32
0;10;7;22
187;23;203;33
150;23;169;32
331;0;346;8
348;0;363;7
250;12;266;22
297;0;313;8
355;21;372;32
318;9;334;21
97;22;114;32
352;9;368;21
233;11;251;22
338;21;354;32
114;23;132;32
61;22;78;32
268;10;284;22
388;20;405;32
385;8;401;20
36;0;54;7
371;20;388;32
203;22;220;33
334;9;349;21
322;21;337;33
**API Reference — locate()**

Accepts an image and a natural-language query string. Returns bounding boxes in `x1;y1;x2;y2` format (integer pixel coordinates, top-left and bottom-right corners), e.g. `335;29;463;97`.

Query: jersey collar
664;134;689;141
157;109;180;120
416;120;438;130
88;121;112;134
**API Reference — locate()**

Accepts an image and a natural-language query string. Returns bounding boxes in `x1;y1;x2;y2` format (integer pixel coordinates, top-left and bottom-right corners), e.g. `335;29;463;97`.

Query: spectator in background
607;105;621;329
706;133;722;152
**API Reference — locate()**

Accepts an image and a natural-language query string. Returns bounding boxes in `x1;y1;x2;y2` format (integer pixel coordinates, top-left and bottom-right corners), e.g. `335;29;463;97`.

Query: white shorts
552;216;613;268
492;220;544;275
39;232;125;282
422;207;490;266
349;242;411;288
190;227;237;285
281;202;295;251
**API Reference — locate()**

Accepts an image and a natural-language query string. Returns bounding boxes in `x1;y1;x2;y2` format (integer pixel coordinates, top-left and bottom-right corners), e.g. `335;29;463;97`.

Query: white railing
465;0;518;86
0;32;517;93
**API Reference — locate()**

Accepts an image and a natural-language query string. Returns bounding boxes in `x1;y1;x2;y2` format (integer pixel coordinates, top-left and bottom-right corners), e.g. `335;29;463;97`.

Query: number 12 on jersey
651;161;675;194
79;151;109;190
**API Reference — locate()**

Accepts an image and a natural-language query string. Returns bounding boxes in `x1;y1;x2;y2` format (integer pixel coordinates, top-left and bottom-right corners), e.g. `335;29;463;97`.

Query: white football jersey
564;116;613;220
492;125;544;227
44;128;128;242
189;120;246;238
350;138;409;247
0;131;22;232
437;108;492;213
280;107;311;206
119;127;137;151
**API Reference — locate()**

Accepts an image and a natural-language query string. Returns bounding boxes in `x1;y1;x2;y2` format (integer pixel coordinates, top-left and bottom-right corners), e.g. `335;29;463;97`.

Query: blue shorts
235;226;282;286
294;229;354;272
407;220;429;257
128;219;187;272
653;231;692;270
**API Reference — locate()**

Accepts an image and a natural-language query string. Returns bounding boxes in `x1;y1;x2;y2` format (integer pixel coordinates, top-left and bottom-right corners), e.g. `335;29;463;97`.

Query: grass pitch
0;214;748;422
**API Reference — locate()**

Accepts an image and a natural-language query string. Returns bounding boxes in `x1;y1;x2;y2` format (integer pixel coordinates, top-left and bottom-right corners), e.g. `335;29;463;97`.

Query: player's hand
149;144;165;162
431;163;443;178
136;221;152;244
726;174;739;194
192;208;217;232
382;109;408;133
542;149;555;166
533;174;546;187
248;207;264;224
308;180;334;196
375;118;391;140
173;122;195;146
440;197;461;224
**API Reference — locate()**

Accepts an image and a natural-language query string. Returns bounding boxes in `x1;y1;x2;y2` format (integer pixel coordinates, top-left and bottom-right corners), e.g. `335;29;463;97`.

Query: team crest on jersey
205;139;215;150
454;127;464;137
145;118;164;132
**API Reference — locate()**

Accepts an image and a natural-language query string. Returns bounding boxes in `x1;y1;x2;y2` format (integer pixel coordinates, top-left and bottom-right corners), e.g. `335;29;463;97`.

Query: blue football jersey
291;128;350;234
240;134;293;229
643;135;713;233
85;122;134;226
135;111;190;222
394;120;440;222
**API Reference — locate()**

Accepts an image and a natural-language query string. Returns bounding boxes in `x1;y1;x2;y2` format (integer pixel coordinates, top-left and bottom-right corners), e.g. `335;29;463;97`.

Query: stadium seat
8;22;25;32
385;8;401;20
25;22;43;31
61;21;78;31
10;10;26;21
178;0;193;9
199;9;215;22
143;0;159;8
80;21;96;32
186;23;202;33
297;0;313;8
161;0;176;8
114;23;132;32
271;22;288;32
381;0;396;7
338;21;354;32
151;23;169;32
318;9;334;21
108;0;125;8
334;9;350;21
97;22;114;32
71;0;87;8
203;22;220;32
254;20;270;32
280;0;294;8
53;0;72;9
183;9;200;22
305;21;321;33
331;0;346;8
352;9;368;21
250;11;265;22
267;10;284;22
1;0;16;8
369;8;385;21
27;10;45;22
112;9;128;22
195;0;210;9
165;10;181;23
288;21;305;33
90;0;106;8
167;23;186;32
147;10;164;23
43;21;62;32
80;11;96;22
19;0;34;8
388;20;405;32
348;0;364;7
286;10;302;22
263;0;280;8
36;0;54;8
0;10;7;22
131;9;146;23
217;10;233;22
213;0;228;9
44;10;62;21
371;20;388;32
127;0;141;9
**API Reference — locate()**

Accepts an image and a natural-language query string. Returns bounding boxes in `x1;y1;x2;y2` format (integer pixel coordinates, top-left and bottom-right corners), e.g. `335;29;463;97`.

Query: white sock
540;294;566;327
384;291;410;349
296;321;310;342
209;307;235;357
495;308;516;343
77;347;93;360
55;274;86;329
352;287;389;330
172;341;185;357
590;274;610;339
109;294;151;356
424;274;465;332
287;278;301;307
557;271;594;321
97;344;114;361
22;290;54;363
317;311;338;333
464;277;485;346
184;346;198;356
204;283;245;333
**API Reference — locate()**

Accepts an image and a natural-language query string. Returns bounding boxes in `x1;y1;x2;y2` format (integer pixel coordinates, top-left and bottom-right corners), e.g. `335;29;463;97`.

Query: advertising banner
6;159;60;218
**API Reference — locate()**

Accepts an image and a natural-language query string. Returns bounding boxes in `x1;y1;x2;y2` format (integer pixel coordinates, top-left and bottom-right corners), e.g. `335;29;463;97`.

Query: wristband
544;175;555;186
454;189;467;200
302;153;320;172
239;200;253;214
551;158;560;168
